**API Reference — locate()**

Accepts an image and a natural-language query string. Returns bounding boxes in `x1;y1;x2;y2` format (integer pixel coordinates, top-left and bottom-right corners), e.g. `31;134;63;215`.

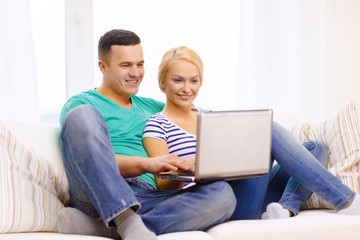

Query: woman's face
162;59;201;109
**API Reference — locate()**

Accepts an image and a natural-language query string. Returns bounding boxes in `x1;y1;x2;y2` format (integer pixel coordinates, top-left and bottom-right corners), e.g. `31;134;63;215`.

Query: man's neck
97;87;132;109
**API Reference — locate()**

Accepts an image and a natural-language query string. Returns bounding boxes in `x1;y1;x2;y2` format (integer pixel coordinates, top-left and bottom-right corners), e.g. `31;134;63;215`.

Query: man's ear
98;60;106;73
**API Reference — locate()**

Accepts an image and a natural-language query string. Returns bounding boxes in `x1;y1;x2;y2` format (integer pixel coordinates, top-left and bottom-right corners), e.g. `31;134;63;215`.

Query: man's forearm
115;153;193;178
115;155;147;178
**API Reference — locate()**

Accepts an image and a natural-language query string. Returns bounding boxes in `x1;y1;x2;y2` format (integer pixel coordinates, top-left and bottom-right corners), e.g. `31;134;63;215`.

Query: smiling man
58;29;236;240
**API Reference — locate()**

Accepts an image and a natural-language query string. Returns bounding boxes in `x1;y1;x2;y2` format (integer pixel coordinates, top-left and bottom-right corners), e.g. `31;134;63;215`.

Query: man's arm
141;137;195;190
115;153;194;179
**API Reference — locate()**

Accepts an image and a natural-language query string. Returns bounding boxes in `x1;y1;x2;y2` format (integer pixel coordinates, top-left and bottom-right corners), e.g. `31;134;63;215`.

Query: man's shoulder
62;90;97;111
132;95;165;111
59;89;98;126
70;89;98;101
132;95;162;104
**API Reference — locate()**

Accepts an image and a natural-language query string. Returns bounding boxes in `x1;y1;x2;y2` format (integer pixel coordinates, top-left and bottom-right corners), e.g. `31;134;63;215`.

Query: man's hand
144;155;195;174
115;154;195;178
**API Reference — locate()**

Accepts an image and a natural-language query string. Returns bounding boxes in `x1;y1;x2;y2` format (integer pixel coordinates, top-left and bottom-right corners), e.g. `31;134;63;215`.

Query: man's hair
98;29;141;62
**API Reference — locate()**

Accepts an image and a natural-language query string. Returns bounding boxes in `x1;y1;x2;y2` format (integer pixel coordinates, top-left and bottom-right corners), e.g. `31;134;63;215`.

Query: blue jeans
228;122;355;220
60;105;236;235
263;141;329;215
61;105;356;233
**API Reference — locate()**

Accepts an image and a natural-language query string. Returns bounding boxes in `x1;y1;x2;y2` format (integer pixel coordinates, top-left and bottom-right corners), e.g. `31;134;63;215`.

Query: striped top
143;112;196;159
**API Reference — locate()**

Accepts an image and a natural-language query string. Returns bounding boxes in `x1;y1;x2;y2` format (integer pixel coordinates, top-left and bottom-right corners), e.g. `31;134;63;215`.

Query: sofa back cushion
0;121;69;233
291;102;360;209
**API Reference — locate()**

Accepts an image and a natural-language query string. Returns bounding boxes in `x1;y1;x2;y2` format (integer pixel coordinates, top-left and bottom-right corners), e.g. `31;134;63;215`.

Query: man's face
100;44;144;97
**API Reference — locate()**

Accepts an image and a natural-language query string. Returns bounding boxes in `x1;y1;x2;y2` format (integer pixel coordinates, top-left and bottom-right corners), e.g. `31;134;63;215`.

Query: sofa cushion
207;210;360;240
0;233;112;240
0;231;214;240
291;102;360;209
0;122;69;233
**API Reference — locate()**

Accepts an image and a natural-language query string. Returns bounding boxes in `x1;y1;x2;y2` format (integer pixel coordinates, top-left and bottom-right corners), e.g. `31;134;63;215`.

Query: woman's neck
162;102;198;135
163;106;192;117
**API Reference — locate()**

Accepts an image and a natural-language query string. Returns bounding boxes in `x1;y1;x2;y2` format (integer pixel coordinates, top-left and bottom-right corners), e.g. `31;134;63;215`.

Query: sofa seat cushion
207;210;360;240
0;233;114;240
0;231;214;240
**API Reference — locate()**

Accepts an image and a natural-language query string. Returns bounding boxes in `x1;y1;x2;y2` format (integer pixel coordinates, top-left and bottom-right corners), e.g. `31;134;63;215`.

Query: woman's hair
158;46;203;92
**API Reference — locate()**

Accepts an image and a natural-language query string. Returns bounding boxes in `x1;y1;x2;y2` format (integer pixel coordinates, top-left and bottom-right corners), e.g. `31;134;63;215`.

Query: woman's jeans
60;105;236;235
228;122;355;220
263;141;328;216
61;105;356;234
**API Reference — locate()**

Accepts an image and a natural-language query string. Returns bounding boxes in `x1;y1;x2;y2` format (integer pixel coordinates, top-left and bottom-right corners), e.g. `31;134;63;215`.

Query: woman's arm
143;137;193;190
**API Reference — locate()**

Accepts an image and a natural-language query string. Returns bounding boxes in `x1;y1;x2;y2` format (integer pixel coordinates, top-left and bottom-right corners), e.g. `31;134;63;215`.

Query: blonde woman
143;46;360;220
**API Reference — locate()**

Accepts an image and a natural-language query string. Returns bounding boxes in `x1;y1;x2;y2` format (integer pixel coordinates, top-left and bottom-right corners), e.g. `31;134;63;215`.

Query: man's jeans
61;105;236;235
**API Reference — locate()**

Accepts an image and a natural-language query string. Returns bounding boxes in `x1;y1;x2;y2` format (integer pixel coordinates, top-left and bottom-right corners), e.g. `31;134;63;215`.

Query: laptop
156;109;273;183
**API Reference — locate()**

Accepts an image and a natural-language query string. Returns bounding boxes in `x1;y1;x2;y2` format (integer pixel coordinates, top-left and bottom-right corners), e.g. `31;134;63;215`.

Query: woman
143;46;360;219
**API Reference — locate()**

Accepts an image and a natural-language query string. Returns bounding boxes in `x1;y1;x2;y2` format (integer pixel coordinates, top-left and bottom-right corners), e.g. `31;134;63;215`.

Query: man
58;29;236;240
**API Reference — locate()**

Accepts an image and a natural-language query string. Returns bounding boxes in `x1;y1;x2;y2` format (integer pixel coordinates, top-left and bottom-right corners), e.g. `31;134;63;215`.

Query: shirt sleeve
142;116;166;142
59;94;94;128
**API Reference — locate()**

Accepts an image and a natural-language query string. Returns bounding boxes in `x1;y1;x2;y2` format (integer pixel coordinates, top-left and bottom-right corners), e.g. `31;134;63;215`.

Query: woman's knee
302;141;328;166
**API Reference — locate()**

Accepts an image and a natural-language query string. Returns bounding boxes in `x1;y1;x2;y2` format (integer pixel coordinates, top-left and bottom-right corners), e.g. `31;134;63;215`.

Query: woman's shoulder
146;112;170;126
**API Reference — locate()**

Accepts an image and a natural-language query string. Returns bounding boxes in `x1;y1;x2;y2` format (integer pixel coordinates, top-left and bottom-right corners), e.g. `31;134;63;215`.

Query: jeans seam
268;164;281;183
274;134;328;193
281;184;301;215
281;142;319;215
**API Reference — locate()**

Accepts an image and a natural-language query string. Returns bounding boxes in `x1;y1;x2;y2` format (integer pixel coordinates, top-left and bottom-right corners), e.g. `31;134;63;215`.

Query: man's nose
129;66;141;77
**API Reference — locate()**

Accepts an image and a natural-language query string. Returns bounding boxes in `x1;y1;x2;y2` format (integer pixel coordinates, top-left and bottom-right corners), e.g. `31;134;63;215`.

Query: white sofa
2;103;360;240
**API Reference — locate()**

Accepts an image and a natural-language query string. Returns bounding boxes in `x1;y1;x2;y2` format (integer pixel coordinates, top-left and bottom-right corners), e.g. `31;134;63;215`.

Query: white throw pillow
291;102;360;209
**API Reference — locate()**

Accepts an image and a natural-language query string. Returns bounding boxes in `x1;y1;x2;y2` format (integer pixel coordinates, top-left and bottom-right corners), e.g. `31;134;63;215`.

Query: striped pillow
291;102;360;209
0;123;69;233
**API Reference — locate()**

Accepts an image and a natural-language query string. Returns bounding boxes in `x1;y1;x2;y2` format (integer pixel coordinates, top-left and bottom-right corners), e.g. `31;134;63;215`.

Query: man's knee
62;105;104;138
63;105;100;125
203;181;237;221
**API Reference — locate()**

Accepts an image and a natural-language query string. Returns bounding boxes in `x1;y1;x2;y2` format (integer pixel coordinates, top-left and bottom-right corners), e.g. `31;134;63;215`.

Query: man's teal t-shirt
59;89;165;189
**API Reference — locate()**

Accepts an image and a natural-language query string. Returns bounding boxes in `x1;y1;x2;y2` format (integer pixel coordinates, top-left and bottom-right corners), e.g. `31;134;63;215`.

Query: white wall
63;0;360;123
30;0;66;124
237;0;360;122
65;0;94;99
323;0;360;118
92;0;241;111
